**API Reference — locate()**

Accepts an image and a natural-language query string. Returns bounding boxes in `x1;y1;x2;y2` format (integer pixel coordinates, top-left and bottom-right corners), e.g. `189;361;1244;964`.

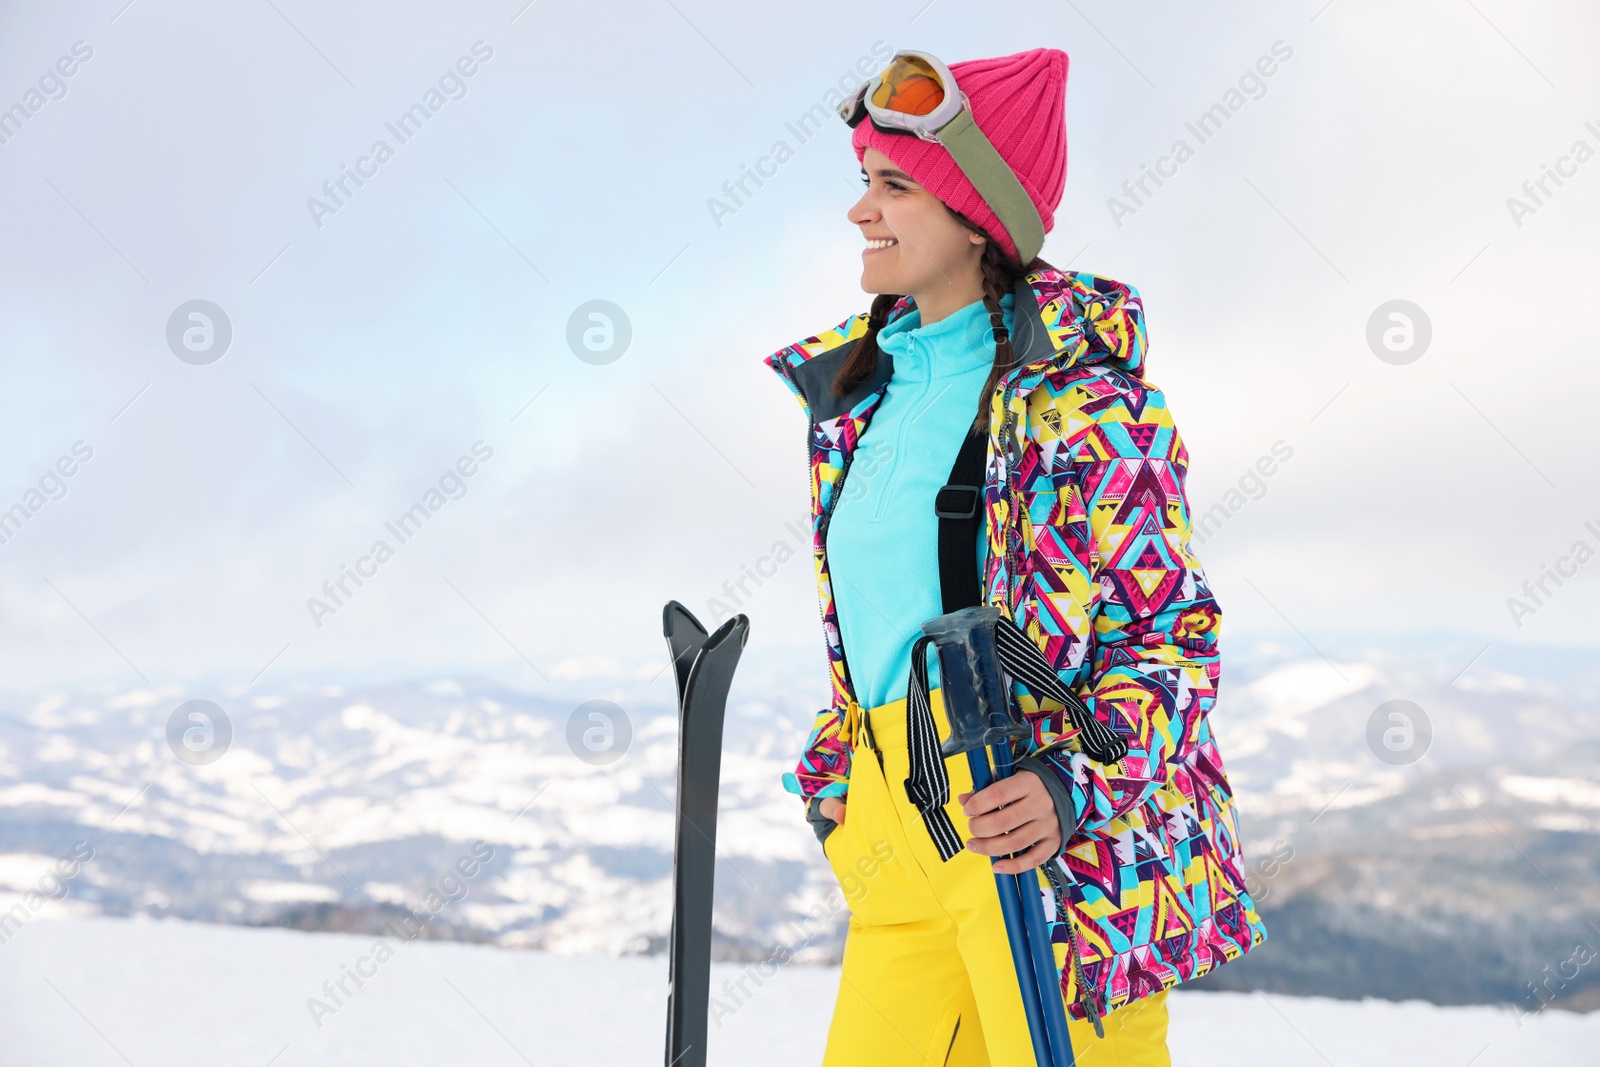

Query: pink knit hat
852;47;1068;264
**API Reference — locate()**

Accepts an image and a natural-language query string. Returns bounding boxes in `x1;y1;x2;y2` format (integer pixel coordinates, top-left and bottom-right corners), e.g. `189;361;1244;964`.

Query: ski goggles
839;50;1045;264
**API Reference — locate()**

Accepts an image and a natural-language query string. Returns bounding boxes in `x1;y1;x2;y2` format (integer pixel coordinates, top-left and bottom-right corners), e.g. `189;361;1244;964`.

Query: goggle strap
838;81;869;126
938;109;1046;265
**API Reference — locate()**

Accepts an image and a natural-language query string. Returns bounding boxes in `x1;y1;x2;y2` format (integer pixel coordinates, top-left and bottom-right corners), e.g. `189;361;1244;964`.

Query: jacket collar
764;266;1146;424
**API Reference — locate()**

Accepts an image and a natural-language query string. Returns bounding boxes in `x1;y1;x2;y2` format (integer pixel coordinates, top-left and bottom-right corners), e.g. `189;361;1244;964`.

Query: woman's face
849;146;986;298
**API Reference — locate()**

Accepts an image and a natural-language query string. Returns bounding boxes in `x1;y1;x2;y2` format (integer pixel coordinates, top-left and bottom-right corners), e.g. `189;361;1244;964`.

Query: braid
971;239;1020;436
831;292;902;398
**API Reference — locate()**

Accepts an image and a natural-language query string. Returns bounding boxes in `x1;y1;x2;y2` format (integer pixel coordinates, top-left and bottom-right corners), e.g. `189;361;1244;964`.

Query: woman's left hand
958;771;1061;875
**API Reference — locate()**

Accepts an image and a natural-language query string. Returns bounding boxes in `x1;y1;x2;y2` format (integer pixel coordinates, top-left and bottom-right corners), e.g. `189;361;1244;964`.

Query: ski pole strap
903;634;965;862
990;614;1129;765
901;616;1130;860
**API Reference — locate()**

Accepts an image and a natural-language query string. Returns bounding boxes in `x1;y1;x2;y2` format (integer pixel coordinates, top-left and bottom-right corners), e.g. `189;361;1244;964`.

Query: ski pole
964;740;1074;1067
991;737;1079;1065
923;606;1077;1067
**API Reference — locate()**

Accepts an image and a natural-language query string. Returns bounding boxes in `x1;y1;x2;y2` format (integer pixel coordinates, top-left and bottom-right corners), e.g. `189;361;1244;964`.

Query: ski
662;601;749;1067
664;600;710;710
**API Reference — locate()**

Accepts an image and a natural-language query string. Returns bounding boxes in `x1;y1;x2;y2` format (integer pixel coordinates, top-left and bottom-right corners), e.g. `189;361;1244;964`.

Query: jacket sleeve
781;705;851;803
1020;382;1222;840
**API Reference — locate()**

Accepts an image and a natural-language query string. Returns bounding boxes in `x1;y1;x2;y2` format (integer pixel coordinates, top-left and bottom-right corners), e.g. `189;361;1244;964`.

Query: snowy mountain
1182;637;1600;1011
0;664;838;964
1;633;1596;1015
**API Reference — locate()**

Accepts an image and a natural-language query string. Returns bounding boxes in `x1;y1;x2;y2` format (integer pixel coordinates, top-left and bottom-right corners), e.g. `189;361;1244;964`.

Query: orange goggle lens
868;55;945;117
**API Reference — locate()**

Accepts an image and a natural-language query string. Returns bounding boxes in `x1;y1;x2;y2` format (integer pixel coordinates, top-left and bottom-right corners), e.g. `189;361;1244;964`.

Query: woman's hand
959;771;1061;875
819;796;847;825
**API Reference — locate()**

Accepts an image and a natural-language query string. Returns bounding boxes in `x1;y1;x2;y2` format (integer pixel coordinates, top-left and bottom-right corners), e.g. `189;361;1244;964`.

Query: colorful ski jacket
764;266;1268;1019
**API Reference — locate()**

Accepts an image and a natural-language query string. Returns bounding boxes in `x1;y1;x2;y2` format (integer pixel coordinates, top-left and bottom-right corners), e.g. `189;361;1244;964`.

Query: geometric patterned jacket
763;265;1269;1020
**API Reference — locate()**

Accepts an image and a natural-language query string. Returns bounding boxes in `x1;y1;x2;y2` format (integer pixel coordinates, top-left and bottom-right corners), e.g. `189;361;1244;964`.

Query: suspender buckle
934;484;981;519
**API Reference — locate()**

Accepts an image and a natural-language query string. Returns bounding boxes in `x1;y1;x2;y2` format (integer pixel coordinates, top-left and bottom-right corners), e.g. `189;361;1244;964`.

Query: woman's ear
969;230;988;247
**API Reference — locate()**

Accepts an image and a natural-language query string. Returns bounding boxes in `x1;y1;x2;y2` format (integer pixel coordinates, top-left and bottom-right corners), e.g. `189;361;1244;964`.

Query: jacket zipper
777;357;868;709
1042;856;1107;1037
819;444;859;700
993;372;1023;607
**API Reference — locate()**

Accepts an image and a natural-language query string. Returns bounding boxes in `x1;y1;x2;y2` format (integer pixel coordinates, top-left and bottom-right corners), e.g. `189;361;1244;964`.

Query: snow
0;853;67;890
241;881;346;904
0;916;1592;1066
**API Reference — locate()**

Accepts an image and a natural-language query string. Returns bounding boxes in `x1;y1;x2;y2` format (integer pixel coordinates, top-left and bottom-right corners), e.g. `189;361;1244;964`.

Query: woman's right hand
819;796;847;825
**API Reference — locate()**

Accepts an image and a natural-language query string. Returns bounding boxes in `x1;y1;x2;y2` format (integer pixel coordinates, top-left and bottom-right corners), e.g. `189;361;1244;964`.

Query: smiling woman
764;45;1267;1067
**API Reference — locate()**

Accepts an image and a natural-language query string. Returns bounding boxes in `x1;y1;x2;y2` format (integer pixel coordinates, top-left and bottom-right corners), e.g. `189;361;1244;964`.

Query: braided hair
831;209;1050;436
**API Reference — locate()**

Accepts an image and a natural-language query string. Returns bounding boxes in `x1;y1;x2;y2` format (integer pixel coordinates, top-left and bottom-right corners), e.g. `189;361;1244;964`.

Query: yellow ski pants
819;687;1171;1066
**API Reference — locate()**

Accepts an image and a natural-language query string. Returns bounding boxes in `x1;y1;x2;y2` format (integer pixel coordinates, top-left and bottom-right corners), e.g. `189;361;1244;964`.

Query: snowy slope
0;915;1593;1066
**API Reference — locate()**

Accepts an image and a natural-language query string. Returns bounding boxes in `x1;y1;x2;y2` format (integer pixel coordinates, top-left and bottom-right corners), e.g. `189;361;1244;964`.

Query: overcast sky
1;0;1596;705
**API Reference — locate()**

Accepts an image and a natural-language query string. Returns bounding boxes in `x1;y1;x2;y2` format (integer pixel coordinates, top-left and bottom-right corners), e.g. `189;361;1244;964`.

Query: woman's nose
847;192;877;226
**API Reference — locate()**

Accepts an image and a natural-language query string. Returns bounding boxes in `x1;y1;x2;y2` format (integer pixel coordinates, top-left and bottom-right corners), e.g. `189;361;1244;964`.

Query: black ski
662;601;749;1067
664;601;710;710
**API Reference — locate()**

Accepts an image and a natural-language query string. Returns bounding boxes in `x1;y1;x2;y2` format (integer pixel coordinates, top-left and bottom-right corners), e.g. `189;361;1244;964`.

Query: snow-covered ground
0;916;1592;1066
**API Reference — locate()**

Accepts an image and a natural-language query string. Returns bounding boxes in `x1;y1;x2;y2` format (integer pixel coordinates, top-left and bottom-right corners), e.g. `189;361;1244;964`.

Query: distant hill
1;635;1596;1014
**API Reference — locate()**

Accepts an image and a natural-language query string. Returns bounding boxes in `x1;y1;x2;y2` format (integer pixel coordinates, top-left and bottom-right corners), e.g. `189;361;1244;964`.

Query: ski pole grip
921;606;1030;758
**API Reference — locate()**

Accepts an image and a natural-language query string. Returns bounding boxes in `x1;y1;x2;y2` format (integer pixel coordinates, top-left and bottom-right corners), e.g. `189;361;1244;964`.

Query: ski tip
703;614;749;652
662;600;707;640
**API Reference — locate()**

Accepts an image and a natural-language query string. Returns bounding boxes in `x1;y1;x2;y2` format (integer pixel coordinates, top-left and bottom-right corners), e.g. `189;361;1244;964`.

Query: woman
764;48;1268;1065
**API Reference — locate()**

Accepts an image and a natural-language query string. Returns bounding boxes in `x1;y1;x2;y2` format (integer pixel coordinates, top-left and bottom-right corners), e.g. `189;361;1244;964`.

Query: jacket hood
764;266;1147;422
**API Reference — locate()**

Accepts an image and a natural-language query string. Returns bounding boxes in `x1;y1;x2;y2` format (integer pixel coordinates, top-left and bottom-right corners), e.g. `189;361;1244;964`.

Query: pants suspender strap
903;428;987;862
933;427;988;615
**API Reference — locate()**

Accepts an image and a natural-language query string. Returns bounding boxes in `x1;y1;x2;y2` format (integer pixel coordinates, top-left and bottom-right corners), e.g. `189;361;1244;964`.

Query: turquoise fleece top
826;292;1015;711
